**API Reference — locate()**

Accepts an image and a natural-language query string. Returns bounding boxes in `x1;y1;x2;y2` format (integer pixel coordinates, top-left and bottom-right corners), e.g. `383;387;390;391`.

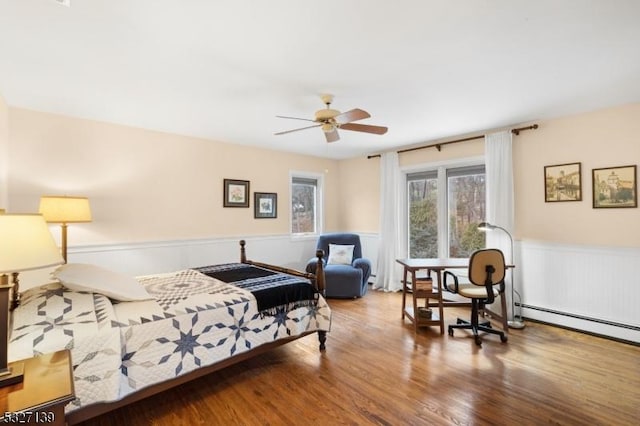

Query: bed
8;240;330;425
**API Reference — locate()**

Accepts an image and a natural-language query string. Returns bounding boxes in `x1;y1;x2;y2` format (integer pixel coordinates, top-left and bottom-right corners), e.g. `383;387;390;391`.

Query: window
291;174;322;235
407;164;485;258
447;165;486;258
407;171;438;258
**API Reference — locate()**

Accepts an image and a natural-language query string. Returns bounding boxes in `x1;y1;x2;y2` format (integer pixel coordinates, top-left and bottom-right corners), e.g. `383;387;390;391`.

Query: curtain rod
366;124;538;159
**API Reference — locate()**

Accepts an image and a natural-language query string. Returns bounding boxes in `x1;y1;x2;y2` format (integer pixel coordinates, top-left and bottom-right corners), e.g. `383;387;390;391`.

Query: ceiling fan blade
276;115;317;123
340;123;388;135
324;128;340;143
274;124;321;135
334;108;371;124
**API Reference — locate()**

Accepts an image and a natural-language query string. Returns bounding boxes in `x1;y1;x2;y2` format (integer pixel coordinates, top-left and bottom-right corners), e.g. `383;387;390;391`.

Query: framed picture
592;165;637;208
223;179;250;207
254;192;277;218
544;162;582;202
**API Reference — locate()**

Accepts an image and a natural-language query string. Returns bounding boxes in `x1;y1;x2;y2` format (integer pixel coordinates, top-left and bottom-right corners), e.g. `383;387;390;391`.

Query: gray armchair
306;233;371;298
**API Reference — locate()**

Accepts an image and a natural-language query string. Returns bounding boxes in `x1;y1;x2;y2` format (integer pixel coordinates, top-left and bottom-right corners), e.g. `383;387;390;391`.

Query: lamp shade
39;196;92;223
0;214;64;273
477;222;496;231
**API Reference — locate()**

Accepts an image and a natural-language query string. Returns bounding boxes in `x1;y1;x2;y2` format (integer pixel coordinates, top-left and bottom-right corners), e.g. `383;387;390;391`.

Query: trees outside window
291;175;322;235
447;166;486;257
408;165;485;258
407;171;438;258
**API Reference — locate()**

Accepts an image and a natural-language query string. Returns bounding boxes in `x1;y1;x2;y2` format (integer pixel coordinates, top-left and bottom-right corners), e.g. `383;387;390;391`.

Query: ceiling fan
275;94;388;143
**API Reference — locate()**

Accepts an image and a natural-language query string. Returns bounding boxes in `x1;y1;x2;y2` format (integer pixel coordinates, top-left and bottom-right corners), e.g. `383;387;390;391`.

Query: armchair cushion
327;244;355;265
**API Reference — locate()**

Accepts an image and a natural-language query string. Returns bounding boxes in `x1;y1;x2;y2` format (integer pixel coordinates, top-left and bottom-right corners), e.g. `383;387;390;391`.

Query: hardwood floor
79;290;639;425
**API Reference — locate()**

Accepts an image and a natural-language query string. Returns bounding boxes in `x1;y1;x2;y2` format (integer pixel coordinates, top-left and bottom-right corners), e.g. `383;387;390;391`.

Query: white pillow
327;244;355;265
52;263;152;302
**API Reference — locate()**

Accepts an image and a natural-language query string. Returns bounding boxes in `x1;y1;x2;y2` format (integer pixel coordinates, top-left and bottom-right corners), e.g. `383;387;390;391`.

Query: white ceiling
1;1;639;160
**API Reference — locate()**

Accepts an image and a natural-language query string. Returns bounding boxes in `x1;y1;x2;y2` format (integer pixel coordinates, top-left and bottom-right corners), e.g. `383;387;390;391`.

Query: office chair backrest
468;249;506;287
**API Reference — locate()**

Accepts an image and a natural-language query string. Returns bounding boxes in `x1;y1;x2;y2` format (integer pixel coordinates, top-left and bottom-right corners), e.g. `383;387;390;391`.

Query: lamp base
508;320;526;329
0;361;24;388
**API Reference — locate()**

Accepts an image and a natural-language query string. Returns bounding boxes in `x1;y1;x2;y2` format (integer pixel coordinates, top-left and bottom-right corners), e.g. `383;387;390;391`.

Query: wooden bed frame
65;240;326;425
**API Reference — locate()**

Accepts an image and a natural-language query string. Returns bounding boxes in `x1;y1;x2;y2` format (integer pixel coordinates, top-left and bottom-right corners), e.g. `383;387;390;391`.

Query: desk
397;258;470;333
396;258;511;334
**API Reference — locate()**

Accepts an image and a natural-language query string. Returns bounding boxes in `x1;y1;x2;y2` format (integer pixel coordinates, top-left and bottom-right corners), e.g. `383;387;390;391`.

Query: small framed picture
254;192;277;218
544;162;582;202
223;179;250;207
592;165;637;208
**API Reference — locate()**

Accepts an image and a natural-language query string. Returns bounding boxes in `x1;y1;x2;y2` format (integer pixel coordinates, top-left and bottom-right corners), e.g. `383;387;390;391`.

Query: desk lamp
478;222;525;329
0;214;65;387
39;195;92;263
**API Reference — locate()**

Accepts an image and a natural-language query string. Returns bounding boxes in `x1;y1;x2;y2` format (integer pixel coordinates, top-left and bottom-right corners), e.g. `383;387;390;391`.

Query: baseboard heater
521;303;639;346
521;303;639;331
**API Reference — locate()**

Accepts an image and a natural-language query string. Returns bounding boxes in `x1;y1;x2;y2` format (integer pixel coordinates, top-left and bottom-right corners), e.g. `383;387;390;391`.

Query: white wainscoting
518;240;640;344
68;235;322;275
19;233;381;292
19;233;637;343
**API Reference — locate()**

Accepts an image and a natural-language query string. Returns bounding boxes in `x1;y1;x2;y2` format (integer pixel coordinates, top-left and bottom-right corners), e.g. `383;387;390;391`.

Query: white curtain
373;152;403;292
485;130;515;318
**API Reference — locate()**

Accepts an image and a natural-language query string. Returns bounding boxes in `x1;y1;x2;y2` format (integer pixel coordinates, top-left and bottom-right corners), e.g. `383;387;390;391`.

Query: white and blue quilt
8;268;331;414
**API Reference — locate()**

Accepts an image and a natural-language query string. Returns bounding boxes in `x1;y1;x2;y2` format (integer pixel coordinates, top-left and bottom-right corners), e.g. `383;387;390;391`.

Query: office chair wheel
501;335;508;343
448;327;454;336
474;336;482;346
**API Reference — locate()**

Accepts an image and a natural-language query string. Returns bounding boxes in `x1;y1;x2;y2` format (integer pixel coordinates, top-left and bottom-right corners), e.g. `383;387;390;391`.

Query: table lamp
478;222;525;329
39;195;92;263
0;214;65;387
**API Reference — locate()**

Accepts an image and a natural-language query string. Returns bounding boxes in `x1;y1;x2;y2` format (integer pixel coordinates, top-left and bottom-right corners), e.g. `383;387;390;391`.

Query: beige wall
7;108;340;244
5;103;639;249
335;104;639;248
336;156;380;232
515;103;640;247
0;93;8;208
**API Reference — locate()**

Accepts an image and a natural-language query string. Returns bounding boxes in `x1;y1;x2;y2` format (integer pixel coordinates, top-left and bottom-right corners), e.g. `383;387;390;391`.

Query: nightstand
0;350;75;426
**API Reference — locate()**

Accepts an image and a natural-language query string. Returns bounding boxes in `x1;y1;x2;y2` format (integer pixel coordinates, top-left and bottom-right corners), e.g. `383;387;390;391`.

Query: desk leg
411;270;418;333
500;293;509;333
434;270;445;334
401;267;408;320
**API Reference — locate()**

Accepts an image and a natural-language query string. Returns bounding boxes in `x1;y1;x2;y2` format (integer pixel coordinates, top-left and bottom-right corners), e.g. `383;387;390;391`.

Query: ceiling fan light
321;123;335;133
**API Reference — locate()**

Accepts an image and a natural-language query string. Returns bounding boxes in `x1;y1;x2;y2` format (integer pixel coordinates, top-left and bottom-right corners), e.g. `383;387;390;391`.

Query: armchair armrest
352;257;372;284
352;257;371;269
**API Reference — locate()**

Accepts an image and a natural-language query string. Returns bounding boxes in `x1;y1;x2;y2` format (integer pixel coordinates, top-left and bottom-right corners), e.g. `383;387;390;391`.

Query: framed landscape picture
254;192;277;218
592;165;637;208
544;162;582;202
223;179;250;207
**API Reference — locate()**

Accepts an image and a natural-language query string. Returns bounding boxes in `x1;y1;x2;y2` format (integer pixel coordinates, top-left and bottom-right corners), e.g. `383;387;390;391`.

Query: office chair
444;248;508;346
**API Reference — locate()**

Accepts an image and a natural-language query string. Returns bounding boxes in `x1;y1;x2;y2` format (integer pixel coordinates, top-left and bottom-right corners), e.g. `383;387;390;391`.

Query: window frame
289;171;324;238
446;163;486;258
402;156;485;258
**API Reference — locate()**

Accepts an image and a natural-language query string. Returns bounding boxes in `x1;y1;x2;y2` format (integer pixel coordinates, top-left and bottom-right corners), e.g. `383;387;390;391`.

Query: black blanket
195;263;317;315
